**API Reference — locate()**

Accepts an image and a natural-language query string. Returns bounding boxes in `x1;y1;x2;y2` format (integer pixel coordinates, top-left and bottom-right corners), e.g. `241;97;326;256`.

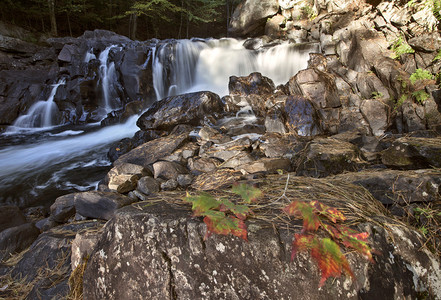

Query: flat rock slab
331;169;441;205
74;191;135;220
115;132;189;168
382;137;441;169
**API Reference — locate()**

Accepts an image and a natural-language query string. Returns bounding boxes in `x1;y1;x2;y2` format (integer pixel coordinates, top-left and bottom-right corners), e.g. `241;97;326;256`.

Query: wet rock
0;69;49;125
114;131;189;168
57;44;77;63
74;191;135;220
100;101;144;126
83;200;441;299
332;169;441;205
0;223;40;262
0;205;27;233
50;194;76;223
136;91;223;131
153;161;188;180
229;72;275;96
137;176;161;195
192;170;243;191
296;138;367;177
284;95;322;136
381;137;441;169
227;123;266;137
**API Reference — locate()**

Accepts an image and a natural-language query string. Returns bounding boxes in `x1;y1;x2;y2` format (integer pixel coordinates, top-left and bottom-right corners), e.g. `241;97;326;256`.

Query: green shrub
391;37;415;59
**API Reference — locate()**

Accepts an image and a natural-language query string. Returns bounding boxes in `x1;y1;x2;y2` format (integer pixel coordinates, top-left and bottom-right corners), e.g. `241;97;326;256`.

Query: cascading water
152;38;320;98
10;78;66;130
0;37;318;208
99;45;120;111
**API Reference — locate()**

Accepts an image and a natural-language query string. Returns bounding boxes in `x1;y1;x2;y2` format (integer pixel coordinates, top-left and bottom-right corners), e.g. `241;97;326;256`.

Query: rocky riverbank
1;0;441;299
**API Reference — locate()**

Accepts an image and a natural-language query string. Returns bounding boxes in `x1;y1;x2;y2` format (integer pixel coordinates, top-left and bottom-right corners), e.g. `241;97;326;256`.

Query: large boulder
136;91;224;131
229;0;279;37
114;131;190;168
83;181;441;299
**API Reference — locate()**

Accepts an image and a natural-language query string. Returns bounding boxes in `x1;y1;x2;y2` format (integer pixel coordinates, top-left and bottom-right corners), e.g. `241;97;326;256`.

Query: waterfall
152;38;320;99
0;37;318;207
11;78;66;130
99;45;121;111
84;48;96;63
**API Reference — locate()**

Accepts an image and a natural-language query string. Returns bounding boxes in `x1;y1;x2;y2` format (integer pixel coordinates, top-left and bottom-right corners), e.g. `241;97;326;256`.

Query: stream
0;38;318;209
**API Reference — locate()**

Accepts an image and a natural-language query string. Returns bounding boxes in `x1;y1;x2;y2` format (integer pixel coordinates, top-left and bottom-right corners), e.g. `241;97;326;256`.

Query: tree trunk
48;0;57;36
67;12;72;37
129;13;137;40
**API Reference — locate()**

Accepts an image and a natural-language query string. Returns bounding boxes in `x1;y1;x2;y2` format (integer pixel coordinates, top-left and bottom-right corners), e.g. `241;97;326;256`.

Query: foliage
410;68;434;84
184;184;262;241
300;5;317;20
397;68;436;106
284;200;373;287
371;91;384;99
391;37;415;59
0;0;237;39
185;185;374;287
401;203;441;256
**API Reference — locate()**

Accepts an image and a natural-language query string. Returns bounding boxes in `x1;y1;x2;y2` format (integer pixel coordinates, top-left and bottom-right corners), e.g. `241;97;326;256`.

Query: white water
11;79;66;129
99;45;120;111
0;115;139;184
153;39;319;99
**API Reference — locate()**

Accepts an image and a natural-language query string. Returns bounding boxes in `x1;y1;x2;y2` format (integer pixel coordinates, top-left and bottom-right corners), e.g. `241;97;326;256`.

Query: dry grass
0;249;71;300
67;256;88;300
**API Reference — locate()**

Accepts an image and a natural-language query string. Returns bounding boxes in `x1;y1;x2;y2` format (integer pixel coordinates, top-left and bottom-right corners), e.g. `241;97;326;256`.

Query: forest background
1;0;241;40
